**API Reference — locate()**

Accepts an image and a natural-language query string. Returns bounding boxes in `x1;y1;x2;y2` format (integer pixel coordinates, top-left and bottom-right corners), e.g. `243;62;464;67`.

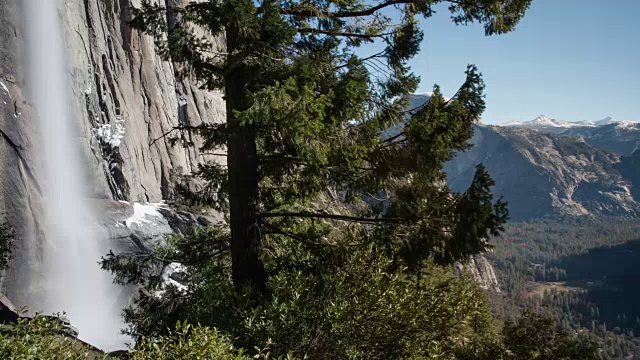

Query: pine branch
259;155;305;164
150;125;200;146
335;49;388;70
114;245;231;267
200;152;229;157
298;28;390;40
378;131;405;145
259;211;402;224
262;222;331;247
283;0;409;19
376;137;408;150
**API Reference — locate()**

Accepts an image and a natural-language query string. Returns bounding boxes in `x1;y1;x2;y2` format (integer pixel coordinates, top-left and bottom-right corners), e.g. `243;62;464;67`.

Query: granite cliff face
561;122;640;155
62;0;226;202
0;1;48;304
0;0;225;306
445;124;640;220
407;95;640;220
455;255;501;293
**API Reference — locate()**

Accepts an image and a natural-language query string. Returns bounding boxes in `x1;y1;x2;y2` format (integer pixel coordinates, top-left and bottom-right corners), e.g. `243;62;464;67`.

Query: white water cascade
24;0;128;350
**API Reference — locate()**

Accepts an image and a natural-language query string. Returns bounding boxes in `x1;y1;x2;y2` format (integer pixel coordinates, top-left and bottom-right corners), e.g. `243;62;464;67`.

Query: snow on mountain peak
500;115;638;131
576;116;617;126
531;115;555;125
502;115;575;129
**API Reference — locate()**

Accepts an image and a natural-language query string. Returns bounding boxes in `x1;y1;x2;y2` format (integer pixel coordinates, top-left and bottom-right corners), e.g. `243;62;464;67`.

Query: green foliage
0;317;277;360
109;225;504;359
124;0;528;289
501;311;599;360
3;304;599;360
98;0;558;359
0;315;104;360
105;0;528;332
131;322;267;360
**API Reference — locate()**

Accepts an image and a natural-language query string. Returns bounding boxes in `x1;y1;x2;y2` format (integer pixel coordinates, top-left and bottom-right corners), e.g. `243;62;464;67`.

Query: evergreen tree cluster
489;217;640;359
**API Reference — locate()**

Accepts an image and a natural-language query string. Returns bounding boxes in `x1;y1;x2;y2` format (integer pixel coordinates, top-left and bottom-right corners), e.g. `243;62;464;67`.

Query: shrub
0;315;103;360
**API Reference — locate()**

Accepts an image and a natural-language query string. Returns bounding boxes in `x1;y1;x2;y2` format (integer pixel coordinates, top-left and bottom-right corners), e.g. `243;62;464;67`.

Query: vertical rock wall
0;0;225;307
62;0;225;202
0;0;46;306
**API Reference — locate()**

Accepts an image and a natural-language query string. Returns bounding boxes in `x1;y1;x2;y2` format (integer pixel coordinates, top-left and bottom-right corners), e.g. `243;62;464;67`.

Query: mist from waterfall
24;0;128;350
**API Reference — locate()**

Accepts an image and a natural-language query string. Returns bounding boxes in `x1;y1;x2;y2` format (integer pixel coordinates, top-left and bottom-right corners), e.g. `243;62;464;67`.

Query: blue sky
410;0;640;124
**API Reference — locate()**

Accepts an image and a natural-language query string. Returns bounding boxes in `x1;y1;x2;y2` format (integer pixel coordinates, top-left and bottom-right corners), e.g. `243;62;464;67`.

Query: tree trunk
225;27;266;292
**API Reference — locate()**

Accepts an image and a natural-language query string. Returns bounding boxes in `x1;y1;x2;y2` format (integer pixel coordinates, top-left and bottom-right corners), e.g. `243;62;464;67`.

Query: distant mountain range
499;115;640;155
502;115;639;134
408;95;640;220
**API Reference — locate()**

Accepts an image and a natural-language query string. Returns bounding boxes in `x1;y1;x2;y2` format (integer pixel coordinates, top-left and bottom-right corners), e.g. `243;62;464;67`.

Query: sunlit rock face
0;0;226;351
61;0;226;202
444;124;640;220
0;0;47;318
405;95;640;221
455;255;501;293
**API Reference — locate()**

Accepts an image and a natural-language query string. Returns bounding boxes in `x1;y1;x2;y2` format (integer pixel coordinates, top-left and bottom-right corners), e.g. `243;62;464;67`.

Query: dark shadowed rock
97;199;222;254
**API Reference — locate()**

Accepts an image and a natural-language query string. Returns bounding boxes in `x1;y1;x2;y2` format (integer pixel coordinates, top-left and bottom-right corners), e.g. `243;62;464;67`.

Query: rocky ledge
96;199;223;255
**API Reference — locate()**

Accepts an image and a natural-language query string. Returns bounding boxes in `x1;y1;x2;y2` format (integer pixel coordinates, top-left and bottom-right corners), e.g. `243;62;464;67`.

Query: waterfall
24;0;128;350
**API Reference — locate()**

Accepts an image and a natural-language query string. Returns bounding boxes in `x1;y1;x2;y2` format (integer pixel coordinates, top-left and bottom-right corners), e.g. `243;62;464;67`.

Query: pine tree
98;0;539;357
110;0;525;291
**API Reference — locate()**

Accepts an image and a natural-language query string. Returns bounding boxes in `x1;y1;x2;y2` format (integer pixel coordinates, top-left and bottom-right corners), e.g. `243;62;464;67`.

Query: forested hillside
489;217;640;359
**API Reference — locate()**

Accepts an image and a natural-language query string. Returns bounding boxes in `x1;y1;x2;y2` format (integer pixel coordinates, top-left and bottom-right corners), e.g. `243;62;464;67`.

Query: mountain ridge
499;115;640;139
407;95;640;220
444;124;640;220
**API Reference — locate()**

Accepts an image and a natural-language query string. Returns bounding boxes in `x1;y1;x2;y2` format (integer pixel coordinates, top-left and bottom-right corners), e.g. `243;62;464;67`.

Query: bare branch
149;125;203;146
200;152;229;157
379;131;405;145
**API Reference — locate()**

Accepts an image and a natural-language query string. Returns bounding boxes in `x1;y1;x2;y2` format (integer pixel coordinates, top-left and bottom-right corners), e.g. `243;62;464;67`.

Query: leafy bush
0;317;267;360
0;315;103;360
130;322;265;360
1;310;597;359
